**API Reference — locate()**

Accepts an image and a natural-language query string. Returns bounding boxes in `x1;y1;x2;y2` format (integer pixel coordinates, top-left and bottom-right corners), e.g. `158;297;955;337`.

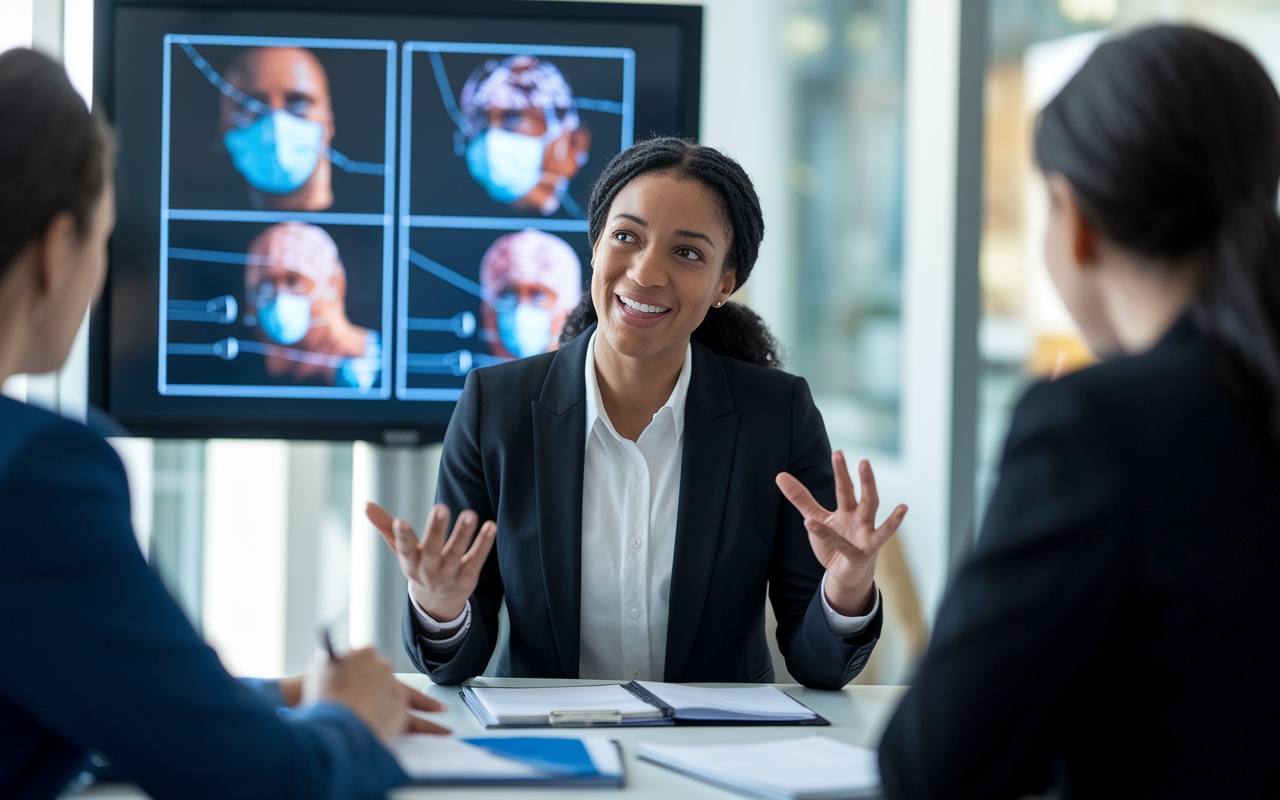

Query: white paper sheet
637;736;881;800
635;681;817;721
471;684;662;723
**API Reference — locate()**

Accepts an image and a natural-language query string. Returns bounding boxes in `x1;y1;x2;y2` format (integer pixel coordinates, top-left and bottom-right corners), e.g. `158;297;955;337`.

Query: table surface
77;676;906;800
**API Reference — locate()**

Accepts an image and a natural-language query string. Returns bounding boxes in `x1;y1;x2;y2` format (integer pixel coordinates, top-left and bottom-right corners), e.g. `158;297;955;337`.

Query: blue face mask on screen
466;128;548;204
224;110;325;195
496;296;553;358
256;289;313;345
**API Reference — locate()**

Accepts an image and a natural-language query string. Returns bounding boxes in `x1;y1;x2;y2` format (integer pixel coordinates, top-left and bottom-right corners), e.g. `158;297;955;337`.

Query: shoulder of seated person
0;396;116;472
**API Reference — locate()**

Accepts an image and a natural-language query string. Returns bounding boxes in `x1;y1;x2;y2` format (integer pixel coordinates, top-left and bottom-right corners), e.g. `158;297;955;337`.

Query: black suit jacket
403;326;881;689
879;318;1280;799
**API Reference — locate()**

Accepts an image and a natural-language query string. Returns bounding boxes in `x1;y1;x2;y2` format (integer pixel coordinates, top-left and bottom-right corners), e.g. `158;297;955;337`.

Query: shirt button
633;470;643;480
631;537;640;548
630;608;640;618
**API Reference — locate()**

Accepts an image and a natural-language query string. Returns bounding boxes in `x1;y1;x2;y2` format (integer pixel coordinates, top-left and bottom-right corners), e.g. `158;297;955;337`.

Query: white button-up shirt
411;332;881;676
577;331;688;680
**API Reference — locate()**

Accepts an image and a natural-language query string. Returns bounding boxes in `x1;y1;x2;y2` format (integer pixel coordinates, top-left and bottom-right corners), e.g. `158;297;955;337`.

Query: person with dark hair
879;24;1280;799
0;49;446;800
372;136;906;689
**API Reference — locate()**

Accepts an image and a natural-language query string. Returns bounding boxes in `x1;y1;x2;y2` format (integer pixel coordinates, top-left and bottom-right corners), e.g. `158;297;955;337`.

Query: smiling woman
375;136;909;690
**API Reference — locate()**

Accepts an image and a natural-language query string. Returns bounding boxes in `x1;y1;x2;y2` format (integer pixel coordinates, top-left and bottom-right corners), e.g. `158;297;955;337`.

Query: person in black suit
879;25;1280;798
0;49;446;800
369;138;908;689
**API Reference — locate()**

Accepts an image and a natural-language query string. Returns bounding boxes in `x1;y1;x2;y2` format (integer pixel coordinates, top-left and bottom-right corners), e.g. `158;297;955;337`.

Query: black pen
319;628;340;661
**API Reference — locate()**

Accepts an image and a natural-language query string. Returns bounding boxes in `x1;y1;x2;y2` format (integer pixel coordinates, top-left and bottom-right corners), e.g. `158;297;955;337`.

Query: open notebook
637;736;880;800
388;735;625;787
461;681;827;728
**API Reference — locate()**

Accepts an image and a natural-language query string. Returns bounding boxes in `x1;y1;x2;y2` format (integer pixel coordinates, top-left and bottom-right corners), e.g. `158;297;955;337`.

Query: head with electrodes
479;228;583;359
460;55;592;215
218;46;335;211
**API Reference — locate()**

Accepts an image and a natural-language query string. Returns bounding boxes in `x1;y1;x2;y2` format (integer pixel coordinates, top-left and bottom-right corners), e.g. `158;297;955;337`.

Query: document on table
633;681;817;722
461;681;826;728
462;684;670;727
636;736;881;800
389;734;625;787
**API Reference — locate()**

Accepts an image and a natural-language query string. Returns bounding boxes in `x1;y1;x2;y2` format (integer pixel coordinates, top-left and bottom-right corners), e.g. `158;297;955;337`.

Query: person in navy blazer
0;49;445;800
371;138;908;690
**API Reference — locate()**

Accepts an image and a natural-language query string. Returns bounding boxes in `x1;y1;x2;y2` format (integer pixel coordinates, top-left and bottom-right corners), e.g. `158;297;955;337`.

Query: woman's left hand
776;451;907;617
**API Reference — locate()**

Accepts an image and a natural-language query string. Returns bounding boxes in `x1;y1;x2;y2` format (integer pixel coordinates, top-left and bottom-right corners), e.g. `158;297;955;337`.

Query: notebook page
637;736;880;800
635;681;817;720
472;684;661;722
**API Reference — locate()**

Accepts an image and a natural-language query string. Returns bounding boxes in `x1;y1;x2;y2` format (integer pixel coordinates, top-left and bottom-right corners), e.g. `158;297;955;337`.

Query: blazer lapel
664;342;739;681
531;327;592;677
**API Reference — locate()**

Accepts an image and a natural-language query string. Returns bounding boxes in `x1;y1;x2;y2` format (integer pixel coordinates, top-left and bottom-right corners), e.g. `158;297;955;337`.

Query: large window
786;0;907;453
978;0;1280;522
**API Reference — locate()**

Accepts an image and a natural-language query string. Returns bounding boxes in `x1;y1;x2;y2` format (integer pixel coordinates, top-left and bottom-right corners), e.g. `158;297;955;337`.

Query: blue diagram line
405;249;488;300
575;97;626;114
428;50;472;137
168;247;272;265
403;215;588;232
168;33;396;51
166;209;389;225
406;41;636;60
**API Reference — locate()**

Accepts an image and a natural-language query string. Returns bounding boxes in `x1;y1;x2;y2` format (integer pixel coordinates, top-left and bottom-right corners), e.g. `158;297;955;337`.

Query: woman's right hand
365;501;496;622
305;647;450;742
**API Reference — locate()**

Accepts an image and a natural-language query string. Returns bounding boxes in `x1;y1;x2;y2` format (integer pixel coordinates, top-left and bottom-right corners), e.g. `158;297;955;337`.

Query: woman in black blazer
371;138;907;689
879;26;1280;798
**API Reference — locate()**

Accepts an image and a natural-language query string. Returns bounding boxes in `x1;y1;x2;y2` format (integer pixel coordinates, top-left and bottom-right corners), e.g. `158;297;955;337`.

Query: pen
319;628;340;661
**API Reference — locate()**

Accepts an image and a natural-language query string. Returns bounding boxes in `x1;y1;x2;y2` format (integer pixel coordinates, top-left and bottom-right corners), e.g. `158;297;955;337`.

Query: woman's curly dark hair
559;136;783;368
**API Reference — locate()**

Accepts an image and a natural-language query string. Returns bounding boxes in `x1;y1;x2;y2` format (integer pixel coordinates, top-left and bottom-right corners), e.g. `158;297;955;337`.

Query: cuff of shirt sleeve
409;592;472;651
819;573;880;638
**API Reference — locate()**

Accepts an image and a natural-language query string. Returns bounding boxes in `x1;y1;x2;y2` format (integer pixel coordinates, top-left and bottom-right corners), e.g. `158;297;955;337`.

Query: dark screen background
105;4;692;439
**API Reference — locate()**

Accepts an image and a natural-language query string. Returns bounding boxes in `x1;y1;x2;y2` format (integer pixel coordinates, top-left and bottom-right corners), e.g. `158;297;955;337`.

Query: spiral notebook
461;681;829;728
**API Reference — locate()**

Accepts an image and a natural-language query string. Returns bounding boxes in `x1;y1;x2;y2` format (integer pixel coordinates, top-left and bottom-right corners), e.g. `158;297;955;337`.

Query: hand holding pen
304;627;452;742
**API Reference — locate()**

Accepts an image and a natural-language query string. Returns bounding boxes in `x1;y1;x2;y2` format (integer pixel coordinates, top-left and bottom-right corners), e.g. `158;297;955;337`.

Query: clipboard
461;683;830;728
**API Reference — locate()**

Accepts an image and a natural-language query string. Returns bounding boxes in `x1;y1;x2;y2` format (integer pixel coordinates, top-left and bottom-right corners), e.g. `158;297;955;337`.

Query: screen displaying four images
101;4;694;438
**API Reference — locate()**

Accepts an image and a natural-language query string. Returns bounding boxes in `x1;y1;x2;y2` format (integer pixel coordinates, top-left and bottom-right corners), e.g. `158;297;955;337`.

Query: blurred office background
5;0;1278;685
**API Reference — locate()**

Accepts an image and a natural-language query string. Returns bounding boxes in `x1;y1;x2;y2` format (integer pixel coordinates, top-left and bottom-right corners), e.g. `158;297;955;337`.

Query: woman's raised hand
776;451;907;617
365;501;496;623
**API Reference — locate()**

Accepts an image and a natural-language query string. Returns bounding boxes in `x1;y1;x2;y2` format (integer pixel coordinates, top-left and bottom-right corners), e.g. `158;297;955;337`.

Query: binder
461;681;831;728
389;734;625;787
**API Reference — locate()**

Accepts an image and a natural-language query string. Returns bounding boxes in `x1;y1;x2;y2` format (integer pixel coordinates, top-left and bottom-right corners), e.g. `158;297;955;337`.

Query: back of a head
562;136;782;368
1035;24;1280;444
0;48;110;277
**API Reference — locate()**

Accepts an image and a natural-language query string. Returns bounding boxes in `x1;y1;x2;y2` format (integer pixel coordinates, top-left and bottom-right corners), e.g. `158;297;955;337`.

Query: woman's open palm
776;452;907;615
366;501;495;622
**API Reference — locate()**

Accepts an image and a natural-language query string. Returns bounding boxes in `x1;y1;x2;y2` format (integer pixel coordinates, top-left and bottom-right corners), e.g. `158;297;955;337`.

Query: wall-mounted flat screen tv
90;0;701;442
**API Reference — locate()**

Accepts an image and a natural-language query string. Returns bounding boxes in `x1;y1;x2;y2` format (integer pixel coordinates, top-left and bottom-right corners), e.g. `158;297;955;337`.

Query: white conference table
79;676;906;800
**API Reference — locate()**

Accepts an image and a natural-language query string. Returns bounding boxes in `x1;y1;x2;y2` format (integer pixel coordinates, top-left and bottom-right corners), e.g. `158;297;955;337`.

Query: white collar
584;329;693;447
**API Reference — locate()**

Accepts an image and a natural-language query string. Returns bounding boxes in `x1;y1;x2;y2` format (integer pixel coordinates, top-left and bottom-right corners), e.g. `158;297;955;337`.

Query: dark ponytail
559;136;783;368
0;48;112;276
1035;24;1280;445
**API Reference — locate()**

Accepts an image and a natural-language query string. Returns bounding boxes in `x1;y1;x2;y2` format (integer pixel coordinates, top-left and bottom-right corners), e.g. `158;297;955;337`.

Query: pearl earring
715;301;724;308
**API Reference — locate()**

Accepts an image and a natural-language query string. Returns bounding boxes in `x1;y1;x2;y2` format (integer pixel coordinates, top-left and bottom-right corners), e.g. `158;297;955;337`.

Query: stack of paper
637;736;880;800
389;735;624;787
634;681;818;722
